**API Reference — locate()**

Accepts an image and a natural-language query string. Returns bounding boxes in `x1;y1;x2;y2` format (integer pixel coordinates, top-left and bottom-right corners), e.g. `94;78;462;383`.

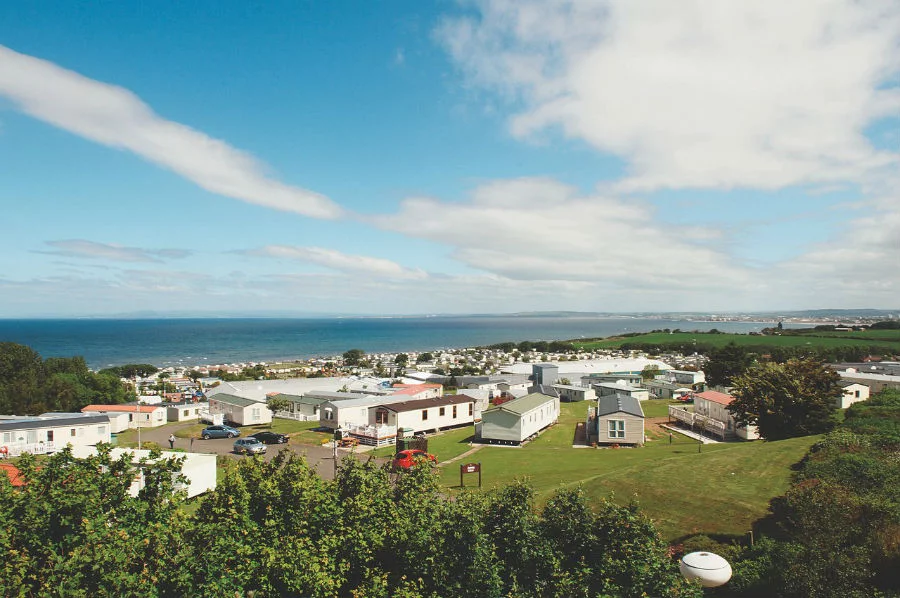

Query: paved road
130;421;384;480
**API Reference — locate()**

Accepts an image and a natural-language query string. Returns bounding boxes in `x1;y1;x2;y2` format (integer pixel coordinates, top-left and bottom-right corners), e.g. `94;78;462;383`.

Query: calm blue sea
0;317;782;369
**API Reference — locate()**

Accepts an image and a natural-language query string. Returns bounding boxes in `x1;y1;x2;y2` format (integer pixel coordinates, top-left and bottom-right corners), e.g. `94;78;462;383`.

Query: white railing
3;442;57;458
668;405;728;439
347;424;397;446
274;410;316;422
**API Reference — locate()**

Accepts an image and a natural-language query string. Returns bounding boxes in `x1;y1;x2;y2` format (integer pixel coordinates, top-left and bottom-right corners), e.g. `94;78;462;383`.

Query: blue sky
1;0;898;317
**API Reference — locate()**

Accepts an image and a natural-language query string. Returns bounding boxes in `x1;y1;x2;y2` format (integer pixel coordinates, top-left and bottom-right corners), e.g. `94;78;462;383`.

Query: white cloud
246;245;428;280
0;45;344;219
376;177;748;290
437;0;900;191
39;239;192;263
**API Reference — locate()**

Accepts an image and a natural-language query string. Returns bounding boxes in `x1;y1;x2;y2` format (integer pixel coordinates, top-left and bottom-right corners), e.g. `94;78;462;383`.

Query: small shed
837;381;870;408
591;394;645;446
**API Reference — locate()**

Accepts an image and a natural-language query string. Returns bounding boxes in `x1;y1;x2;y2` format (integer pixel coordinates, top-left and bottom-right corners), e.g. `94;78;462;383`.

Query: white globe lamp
680;551;732;587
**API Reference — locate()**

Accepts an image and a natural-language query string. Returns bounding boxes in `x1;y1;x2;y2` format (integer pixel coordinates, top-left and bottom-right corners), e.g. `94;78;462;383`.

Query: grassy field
436;401;817;541
116;418;331;447
574;330;900;352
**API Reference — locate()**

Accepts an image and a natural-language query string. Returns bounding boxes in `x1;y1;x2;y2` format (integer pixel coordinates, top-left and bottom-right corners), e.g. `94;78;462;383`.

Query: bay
0;316;780;369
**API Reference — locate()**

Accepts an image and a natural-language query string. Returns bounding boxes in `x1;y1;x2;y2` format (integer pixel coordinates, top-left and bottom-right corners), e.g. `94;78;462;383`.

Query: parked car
392;449;437;471
248;431;288;445
201;425;240;439
233;438;267;455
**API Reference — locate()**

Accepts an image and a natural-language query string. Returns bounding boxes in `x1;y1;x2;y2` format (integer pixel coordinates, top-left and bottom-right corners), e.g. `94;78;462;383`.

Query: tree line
0;448;703;598
0;342;131;415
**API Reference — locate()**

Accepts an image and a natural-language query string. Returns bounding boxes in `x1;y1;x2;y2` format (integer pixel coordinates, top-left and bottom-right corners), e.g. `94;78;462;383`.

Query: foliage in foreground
725;389;900;598
0;448;702;598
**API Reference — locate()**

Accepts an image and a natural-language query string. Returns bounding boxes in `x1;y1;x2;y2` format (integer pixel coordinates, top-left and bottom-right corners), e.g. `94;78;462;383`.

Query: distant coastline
0;315;842;370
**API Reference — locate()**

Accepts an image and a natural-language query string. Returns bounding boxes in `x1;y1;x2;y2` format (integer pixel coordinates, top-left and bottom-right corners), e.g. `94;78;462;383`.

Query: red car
392;449;437;470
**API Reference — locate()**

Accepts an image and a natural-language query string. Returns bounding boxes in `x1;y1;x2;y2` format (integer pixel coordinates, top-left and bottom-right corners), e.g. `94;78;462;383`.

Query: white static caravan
70;446;217;498
552;384;596;402
0;414;111;457
166;402;207;422
594;381;650;402
693;391;759;440
837;382;870;408
207;394;271;426
377;395;476;435
479;392;560;445
319;394;410;431
82;404;168;429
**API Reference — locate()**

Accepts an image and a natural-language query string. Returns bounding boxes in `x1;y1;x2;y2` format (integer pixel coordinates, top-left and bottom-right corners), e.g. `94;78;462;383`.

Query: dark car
249;431;289;445
392;449;437;471
201;425;240;439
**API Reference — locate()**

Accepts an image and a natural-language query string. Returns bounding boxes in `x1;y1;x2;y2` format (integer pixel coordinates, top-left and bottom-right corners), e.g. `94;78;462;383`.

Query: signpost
459;462;481;488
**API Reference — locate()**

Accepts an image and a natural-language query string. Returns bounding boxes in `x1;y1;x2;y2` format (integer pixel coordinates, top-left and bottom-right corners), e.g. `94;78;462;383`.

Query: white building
666;370;706;386
207;394;271;426
376;395;476;435
693;391;759;440
594;381;650;402
552;384;596;402
501;358;673;378
0;414;111;457
166;402;207;422
479;393;560;445
319;394;409;431
82;404;168;429
70;446;217;498
837;382;870;408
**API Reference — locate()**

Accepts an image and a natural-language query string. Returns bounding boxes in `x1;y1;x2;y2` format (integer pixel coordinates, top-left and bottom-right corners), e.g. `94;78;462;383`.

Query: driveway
126;421;385;481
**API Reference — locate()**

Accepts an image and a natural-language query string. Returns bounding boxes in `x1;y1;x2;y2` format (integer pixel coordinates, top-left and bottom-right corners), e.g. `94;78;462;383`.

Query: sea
0;316;785;370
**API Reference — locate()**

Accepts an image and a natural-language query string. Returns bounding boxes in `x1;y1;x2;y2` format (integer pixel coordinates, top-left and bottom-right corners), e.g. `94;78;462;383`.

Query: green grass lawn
574;331;900;352
435;400;817;541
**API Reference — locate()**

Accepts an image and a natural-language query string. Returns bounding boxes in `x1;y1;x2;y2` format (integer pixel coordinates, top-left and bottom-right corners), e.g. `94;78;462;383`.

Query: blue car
201;425;240;439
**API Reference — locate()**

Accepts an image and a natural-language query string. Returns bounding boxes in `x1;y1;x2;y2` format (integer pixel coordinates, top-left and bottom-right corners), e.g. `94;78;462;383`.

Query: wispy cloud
244;245;428;280
437;0;900;191
0;45;345;219
38;239;192;263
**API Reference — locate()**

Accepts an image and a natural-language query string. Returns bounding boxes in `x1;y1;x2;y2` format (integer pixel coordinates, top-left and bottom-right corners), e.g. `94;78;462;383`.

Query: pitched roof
596;394;644;418
82;404;160;414
486;392;557;416
0;463;24;487
383;394;475;413
207;393;266;408
695;390;735;406
391;383;442;396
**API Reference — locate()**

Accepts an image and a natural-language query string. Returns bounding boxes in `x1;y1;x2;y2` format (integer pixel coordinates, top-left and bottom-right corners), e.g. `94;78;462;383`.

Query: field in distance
572;329;900;352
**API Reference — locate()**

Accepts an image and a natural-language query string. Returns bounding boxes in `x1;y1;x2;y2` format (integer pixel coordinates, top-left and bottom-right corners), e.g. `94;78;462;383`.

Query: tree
343;348;366;366
416;352;434;363
394;353;409;366
641;364;661;381
98;363;159;379
706;342;754;387
267;396;292;427
727;358;842;440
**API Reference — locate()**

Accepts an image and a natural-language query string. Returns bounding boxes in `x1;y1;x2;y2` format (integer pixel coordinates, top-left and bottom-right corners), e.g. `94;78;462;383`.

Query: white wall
70;446;217;498
391;401;475;434
1;420;111;456
838;384;870;408
519;397;560;439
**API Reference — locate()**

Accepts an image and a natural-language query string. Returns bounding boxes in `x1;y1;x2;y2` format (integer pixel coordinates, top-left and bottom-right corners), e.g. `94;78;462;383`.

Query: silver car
233;438;267;455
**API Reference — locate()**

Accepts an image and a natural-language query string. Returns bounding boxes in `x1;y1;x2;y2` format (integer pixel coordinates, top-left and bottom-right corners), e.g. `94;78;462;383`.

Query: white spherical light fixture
679;551;732;587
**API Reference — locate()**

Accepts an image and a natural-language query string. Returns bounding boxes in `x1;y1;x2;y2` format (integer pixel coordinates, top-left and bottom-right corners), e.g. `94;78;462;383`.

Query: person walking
190;436;194;452
168;434;176;449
